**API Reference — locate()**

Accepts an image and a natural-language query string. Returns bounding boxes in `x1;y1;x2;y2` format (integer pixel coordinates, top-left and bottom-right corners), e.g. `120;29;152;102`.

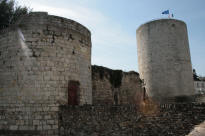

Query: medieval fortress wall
0;12;92;105
137;19;194;101
0;11;203;136
0;12;92;135
92;65;143;105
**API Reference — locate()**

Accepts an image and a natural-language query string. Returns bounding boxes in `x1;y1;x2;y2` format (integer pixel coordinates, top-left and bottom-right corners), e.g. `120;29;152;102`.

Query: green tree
0;0;30;29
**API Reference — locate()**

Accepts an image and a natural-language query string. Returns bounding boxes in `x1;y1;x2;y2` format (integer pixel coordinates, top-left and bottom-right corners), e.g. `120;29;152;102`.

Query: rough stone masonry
0;12;92;135
92;65;143;105
0;12;205;136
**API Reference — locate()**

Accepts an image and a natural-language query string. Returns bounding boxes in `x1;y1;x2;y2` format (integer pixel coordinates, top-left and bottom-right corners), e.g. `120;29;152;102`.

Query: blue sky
17;0;205;76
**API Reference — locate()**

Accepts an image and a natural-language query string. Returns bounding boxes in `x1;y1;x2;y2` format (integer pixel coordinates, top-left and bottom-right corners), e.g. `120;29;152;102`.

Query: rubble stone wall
92;65;143;105
59;103;205;136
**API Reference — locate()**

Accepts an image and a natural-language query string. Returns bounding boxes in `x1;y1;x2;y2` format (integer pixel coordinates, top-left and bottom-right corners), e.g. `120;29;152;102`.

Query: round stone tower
0;12;92;105
136;19;194;102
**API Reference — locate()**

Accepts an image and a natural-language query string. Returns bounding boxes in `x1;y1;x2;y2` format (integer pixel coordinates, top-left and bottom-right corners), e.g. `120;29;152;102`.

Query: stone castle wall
92;65;143;105
0;12;203;136
0;104;59;136
1;103;205;136
59;103;205;136
0;12;92;135
0;12;92;105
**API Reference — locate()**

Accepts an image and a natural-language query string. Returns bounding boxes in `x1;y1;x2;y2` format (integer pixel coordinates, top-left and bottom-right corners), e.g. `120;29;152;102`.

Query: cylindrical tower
136;19;194;102
0;12;92;105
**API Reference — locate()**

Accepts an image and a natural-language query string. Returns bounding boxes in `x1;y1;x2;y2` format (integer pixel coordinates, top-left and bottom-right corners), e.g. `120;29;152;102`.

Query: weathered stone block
9;125;18;130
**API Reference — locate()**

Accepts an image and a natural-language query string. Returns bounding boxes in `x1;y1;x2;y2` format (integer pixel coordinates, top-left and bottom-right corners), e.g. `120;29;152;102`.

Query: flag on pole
162;10;169;14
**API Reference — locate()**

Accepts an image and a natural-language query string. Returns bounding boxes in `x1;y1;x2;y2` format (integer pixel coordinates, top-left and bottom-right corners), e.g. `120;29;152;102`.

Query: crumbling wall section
92;65;143;105
59;103;205;136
